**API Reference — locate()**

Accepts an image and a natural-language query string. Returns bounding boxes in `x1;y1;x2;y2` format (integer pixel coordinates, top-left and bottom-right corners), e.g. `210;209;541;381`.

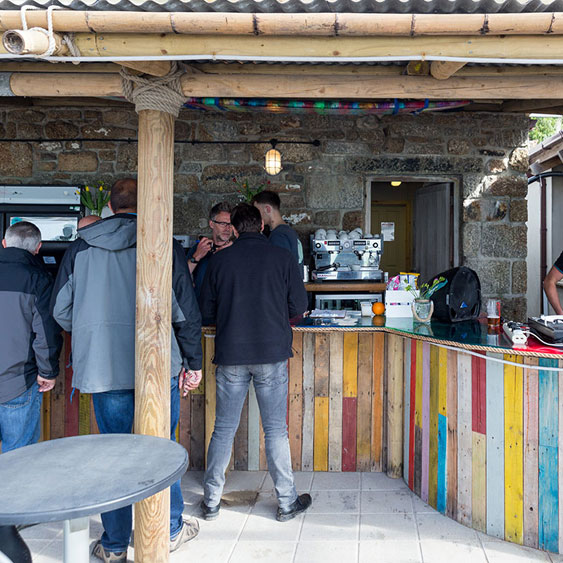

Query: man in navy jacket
199;203;311;522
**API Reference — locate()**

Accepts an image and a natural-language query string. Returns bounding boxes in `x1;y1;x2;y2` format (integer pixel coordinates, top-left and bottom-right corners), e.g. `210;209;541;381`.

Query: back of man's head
251;190;281;211
231;204;263;234
4;221;42;254
110;178;137;213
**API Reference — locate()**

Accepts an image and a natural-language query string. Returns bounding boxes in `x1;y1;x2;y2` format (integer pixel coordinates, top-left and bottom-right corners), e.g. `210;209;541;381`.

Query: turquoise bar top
294;315;563;356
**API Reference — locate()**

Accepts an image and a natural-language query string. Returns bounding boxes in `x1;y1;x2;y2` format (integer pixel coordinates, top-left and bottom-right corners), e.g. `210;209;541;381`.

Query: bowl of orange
372;301;385;316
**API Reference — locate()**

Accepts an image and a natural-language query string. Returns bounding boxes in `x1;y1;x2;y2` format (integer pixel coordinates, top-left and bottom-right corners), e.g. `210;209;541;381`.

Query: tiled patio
23;471;563;563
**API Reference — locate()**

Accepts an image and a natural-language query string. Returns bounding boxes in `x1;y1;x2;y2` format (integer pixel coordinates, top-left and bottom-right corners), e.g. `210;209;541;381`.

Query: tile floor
22;471;563;563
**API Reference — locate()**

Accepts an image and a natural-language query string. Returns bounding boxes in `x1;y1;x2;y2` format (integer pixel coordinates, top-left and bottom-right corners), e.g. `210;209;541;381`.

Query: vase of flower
405;275;448;323
412;298;434;323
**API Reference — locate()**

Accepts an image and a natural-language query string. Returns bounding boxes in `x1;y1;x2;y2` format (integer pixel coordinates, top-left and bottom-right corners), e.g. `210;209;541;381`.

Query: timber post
386;334;404;478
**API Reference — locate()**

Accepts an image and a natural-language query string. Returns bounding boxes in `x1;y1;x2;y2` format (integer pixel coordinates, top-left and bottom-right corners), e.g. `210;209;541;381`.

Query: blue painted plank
486;352;505;539
404;338;411;483
437;413;447;513
538;358;559;552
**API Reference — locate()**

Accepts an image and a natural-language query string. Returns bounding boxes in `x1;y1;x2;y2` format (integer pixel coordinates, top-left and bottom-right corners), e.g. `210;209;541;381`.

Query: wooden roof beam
430;61;466;80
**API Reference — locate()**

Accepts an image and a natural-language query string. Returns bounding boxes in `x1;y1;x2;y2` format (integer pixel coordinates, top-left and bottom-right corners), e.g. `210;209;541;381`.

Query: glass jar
412;298;434;323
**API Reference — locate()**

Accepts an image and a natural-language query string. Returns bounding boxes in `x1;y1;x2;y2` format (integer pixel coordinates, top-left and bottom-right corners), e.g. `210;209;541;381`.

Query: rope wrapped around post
120;62;187;117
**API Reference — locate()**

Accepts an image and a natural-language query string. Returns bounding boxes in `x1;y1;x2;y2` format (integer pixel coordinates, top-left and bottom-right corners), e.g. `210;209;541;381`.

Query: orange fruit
372;302;385;315
372;315;385;326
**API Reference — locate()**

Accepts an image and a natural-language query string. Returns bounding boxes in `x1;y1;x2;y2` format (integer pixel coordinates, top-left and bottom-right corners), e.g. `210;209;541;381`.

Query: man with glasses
187;202;233;299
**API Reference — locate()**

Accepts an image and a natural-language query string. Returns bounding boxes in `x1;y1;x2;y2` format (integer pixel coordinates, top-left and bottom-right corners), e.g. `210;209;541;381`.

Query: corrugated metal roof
0;0;562;13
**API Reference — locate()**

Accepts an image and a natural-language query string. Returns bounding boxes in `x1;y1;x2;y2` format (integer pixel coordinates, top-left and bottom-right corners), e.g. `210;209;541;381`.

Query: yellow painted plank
343;332;358;398
415;340;423;427
472;431;487;532
78;392;90;435
504;354;524;545
439;347;448;417
429;345;439;509
314;397;329;471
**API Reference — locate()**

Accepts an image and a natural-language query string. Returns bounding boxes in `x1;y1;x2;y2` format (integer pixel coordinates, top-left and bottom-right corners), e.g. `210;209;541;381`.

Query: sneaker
276;493;312;522
200;500;220;521
92;540;127;563
169;517;200;552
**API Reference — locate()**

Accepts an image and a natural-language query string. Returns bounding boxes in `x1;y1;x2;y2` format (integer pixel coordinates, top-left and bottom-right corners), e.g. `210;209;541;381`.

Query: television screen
9;215;78;242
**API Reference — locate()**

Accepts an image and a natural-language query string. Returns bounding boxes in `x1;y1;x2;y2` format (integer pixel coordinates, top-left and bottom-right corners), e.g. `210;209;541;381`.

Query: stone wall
0;105;530;319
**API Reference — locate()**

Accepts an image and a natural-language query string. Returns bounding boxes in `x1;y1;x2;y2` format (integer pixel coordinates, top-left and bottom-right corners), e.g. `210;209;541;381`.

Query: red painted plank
63;333;79;437
342;397;357;472
409;341;417;489
471;354;486;434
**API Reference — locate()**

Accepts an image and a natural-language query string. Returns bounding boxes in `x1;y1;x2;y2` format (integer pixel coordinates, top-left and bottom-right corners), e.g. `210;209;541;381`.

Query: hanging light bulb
391;180;402;187
264;139;283;176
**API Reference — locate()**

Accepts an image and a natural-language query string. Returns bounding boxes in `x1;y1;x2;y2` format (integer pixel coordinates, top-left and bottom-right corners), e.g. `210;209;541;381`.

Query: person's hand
37;375;55;393
193;238;213;261
181;369;202;397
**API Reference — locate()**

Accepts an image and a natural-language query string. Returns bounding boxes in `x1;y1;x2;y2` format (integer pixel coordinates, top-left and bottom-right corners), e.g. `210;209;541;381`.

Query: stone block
99;150;115;161
347;156;482;175
463;199;481;222
180;162;203;174
323;141;371;156
512;261;527;294
279;193;306;210
183;142;224;162
510;199;527;223
174;121;193;141
484;200;508;222
116;144;137;172
58;151;98;172
8;110;45;123
81;124;135;139
466;259;510;295
173;194;209;234
38;161;56;172
174;174;199;194
198;121;239;141
357;127;385;144
485;175;528;197
97;162;115;175
487;159;507;174
447;139;471;155
508;147;529;173
202;164;265;194
404;142;444;155
462;223;481;258
102;110;136;126
17;123;42;138
49;110;82;121
499;296;527;322
314;210;340;226
305;174;364;210
342;210;364;232
383;136;405;153
0;142;32;177
490;129;528;148
481;224;527;259
479;149;506;157
282;210;312;226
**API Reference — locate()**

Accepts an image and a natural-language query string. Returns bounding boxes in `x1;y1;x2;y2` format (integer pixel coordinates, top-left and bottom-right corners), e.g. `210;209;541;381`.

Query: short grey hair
4;221;41;253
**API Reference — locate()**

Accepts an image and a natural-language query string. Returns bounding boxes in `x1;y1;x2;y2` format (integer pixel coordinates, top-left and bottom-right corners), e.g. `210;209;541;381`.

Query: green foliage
406;276;448;300
80;182;111;216
232;177;270;203
529;117;562;143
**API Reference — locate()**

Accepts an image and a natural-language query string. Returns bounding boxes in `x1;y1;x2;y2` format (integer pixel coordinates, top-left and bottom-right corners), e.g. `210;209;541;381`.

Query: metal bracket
0;73;14;96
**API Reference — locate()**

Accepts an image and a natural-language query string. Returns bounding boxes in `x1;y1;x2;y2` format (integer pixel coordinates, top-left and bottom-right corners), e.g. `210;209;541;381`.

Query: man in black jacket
199;203;312;522
0;221;62;453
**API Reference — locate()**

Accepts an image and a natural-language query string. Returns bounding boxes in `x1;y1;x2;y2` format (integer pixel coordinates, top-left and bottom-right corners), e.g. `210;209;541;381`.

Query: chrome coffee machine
311;228;384;281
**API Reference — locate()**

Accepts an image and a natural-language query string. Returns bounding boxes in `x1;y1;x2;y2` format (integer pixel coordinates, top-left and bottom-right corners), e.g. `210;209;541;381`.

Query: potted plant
406;276;447;323
80;182;111;217
233;177;269;203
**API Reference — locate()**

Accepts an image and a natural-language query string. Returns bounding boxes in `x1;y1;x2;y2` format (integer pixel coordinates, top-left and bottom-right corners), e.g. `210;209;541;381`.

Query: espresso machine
310;229;384;281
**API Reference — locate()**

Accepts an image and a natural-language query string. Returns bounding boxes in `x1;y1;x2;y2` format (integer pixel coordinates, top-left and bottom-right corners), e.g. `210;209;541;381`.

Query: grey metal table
0;434;189;563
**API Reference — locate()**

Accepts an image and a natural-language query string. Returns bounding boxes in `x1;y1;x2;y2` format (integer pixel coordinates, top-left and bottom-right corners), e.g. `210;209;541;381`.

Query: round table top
0;434;189;525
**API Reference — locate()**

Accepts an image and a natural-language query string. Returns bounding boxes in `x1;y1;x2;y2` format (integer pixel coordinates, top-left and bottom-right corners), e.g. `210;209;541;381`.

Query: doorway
370;180;457;282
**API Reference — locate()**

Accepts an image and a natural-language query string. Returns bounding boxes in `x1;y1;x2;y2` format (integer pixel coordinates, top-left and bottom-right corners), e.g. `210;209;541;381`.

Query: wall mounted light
265;139;283;176
391;180;402;187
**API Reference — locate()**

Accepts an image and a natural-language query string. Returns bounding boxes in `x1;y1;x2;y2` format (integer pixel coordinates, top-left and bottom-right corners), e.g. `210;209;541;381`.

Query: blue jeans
0;384;41;453
92;377;184;553
203;362;297;510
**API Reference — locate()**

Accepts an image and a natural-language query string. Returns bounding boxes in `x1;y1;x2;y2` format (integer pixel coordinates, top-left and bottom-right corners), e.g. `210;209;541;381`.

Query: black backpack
429;266;481;323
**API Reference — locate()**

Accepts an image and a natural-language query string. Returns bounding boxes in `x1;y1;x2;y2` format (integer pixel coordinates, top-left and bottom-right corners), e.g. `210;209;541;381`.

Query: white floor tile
223;470;267;492
19;522;63;540
300;514;359;541
180;470;204;493
359;540;422;563
410;494;435;513
295;540;359;563
261;471;314;492
228;540;295;563
416;513;479;542
483;540;552;562
170;538;235;563
361;490;415;513
252;492;279;515
239;512;304;542
420;539;488;563
193;508;249;541
361;472;408;491
311;471;361;490
360;513;418;541
549;552;563;562
309;490;360;514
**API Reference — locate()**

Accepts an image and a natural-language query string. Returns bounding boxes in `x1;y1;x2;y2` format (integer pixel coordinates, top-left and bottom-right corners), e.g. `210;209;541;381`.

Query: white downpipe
1;53;563;65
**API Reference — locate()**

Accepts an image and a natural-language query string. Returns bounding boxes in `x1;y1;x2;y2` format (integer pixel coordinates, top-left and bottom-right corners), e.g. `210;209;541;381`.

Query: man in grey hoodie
51;178;202;563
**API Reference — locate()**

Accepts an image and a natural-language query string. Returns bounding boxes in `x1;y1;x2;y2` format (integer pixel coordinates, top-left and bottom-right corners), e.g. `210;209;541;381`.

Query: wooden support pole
0;11;563;36
7;71;563;100
386;333;404;479
134;108;175;563
430;61;466;80
119;61;172;77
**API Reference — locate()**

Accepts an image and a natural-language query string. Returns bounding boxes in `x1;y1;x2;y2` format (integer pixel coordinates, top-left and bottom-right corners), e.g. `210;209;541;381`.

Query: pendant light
265;139;283;176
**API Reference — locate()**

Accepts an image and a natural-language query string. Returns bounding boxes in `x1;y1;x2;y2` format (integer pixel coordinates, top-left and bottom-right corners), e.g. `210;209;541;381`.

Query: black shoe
276;494;312;522
200;500;220;521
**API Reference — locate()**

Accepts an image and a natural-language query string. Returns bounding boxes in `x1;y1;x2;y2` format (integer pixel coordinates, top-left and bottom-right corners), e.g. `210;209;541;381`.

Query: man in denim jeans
51;179;203;563
199;203;311;522
0;221;62;453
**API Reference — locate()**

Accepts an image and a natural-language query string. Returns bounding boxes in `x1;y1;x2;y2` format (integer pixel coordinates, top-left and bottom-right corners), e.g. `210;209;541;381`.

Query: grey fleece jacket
51;214;202;394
